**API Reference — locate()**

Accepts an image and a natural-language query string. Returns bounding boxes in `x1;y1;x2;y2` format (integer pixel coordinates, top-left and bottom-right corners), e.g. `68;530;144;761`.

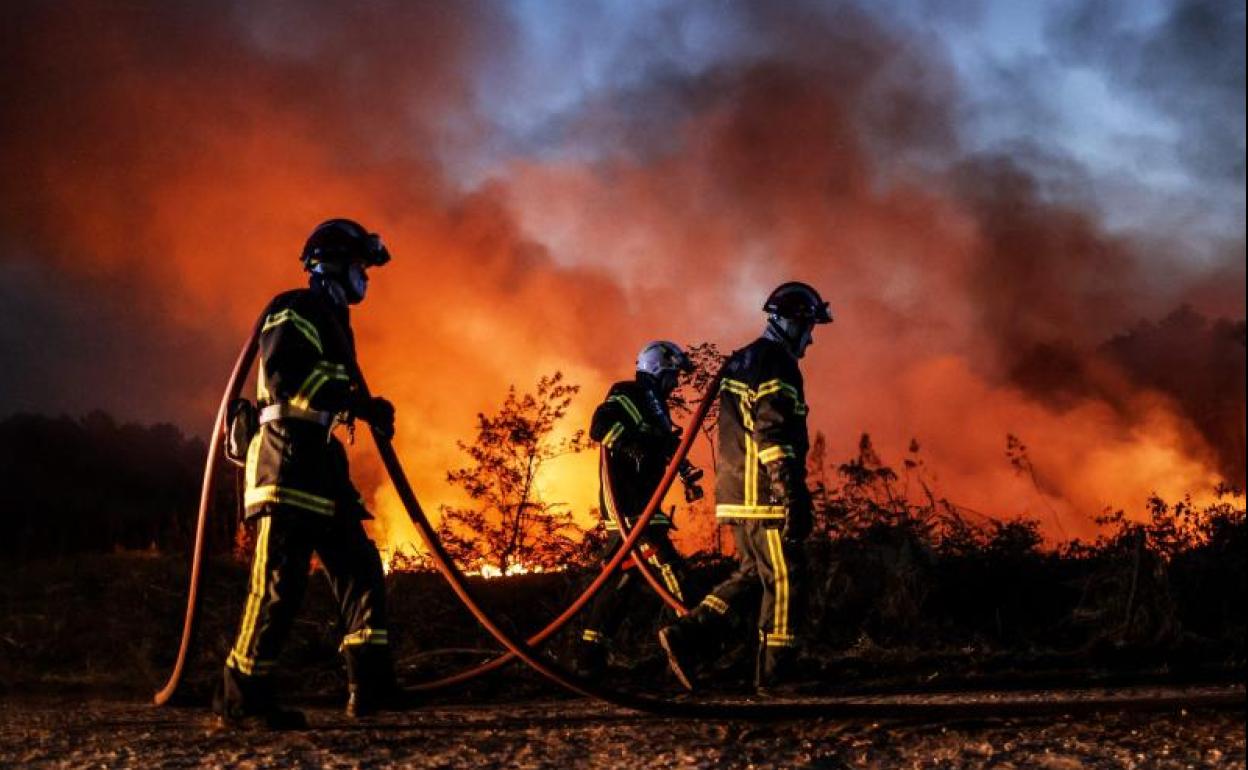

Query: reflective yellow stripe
341;627;389;648
290;361;349;411
256;366;270;403
765;633;796;648
600;449;621;524
722;378;805;413
758;445;795;464
720;378;752;400
766;528;790;640
582;629;604;644
648;553;684;602
608;394;644;425
226;649;276;676
243;432;262;491
700;595;729;614
755;378;798;401
245;485;336;516
715;504;786;519
262;309;323;354
734;389;757;506
289;372;328;411
231;515;271;673
756;378;808;414
601;422;625;448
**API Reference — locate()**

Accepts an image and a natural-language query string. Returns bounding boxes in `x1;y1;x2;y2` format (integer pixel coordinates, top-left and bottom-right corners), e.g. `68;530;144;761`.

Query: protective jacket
242;287;367;519
715;337;811;524
589;380;679;529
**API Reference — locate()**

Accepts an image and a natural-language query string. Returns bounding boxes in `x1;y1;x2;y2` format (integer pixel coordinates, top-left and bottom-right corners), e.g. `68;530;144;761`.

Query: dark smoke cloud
501;0;1245;512
0;0;1243;543
0;0;512;419
1101;307;1246;483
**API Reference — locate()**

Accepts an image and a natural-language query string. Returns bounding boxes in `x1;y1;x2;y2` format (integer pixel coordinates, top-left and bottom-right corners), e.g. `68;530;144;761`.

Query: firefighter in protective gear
575;341;702;676
659;281;832;693
217;218;398;728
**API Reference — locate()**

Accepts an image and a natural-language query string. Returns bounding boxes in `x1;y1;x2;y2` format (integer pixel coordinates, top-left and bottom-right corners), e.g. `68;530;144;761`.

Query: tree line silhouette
0;411;239;559
2;369;1243;666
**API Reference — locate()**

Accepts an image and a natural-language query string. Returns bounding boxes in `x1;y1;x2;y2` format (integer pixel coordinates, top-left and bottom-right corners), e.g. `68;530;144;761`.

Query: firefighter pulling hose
155;237;1244;725
574;341;700;676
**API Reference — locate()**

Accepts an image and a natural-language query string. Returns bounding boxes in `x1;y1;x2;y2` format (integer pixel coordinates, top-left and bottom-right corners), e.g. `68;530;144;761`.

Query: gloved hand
353;395;395;440
766;460;813;540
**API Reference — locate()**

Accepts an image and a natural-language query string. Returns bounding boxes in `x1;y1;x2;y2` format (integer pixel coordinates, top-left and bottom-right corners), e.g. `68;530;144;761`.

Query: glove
766;460;812;540
353;395;395;440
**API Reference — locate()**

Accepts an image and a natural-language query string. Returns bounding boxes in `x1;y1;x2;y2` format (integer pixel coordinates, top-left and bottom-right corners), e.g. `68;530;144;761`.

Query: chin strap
310;272;350;307
764;318;798;355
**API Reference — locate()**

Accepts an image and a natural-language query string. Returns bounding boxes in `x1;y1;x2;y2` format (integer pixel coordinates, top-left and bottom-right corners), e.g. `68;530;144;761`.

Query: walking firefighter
216;218;400;728
575;341;706;676
658;281;832;694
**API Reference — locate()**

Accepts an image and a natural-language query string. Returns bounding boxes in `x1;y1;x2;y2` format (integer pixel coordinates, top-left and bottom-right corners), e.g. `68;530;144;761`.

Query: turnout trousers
683;520;806;684
221;510;390;715
581;528;687;648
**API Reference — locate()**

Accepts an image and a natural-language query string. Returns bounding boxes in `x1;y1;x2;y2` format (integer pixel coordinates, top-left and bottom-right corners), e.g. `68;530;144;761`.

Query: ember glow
1;2;1243;553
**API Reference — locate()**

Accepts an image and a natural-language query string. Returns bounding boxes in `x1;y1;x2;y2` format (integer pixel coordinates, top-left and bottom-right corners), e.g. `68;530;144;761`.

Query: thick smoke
1;0;1243;550
502;1;1245;535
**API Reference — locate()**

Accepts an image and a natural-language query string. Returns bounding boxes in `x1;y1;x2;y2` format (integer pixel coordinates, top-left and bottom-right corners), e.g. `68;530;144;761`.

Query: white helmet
637;341;693;395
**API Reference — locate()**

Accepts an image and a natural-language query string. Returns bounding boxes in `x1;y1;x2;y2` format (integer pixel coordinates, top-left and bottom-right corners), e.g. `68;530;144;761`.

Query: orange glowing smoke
1;3;1241;558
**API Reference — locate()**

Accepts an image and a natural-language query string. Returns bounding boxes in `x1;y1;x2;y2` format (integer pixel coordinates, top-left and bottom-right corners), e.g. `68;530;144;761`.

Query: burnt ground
0;687;1243;769
1;554;1244;767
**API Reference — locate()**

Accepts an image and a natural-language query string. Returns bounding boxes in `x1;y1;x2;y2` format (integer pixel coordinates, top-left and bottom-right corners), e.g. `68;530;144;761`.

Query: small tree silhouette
438;372;589;573
669;341;727;471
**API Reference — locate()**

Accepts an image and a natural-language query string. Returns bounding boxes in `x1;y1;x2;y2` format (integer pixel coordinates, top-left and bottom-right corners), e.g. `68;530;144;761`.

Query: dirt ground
1;686;1242;769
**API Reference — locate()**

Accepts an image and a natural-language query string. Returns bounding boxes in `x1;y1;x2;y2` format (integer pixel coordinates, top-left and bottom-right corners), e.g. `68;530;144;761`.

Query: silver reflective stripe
258;403;336;427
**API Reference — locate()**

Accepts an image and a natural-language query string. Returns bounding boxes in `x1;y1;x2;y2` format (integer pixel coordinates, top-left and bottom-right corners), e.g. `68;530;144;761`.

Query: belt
259;403;336;427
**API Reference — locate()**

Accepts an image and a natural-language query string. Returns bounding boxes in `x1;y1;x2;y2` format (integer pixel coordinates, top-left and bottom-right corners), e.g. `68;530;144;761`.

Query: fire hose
152;323;259;707
156;323;1244;719
598;449;688;616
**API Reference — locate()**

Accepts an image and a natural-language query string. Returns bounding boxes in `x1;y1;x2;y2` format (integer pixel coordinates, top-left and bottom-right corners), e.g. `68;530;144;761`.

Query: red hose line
157;321;1242;719
405;372;720;692
363;368;1247;718
153;328;260;706
600;448;689;616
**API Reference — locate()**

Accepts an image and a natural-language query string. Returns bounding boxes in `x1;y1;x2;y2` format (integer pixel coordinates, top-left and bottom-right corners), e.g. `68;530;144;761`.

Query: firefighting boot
215;669;308;731
345;646;399;718
754;636;800;697
657;622;701;692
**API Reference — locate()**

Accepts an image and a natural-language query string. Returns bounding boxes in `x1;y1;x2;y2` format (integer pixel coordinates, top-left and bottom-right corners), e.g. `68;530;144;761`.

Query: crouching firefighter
659;282;832;694
575;341;704;677
216;219;399;728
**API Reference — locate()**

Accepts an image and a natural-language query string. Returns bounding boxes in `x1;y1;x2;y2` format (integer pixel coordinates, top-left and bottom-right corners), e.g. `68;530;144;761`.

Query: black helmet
763;281;833;324
300;218;391;271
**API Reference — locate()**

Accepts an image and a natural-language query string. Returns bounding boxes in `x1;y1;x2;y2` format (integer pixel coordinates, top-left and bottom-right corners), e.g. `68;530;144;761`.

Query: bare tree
438;372;589;573
669;341;727;472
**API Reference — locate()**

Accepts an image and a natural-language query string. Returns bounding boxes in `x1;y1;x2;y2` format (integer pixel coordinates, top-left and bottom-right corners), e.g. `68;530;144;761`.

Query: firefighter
216;219;398;729
658;282;832;694
575;341;704;677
